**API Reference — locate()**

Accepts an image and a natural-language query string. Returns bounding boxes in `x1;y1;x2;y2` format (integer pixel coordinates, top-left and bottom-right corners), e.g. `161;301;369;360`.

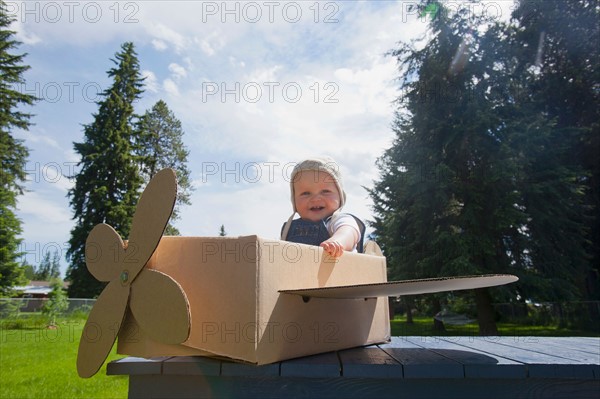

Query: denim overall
282;215;365;252
283;218;332;247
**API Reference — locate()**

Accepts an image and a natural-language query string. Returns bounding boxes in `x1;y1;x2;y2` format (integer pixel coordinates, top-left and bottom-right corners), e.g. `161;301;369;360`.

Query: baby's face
293;170;341;222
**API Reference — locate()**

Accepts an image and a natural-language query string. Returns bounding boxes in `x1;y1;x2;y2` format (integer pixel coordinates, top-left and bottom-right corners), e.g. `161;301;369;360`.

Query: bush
41;279;69;326
69;306;93;320
0;298;24;318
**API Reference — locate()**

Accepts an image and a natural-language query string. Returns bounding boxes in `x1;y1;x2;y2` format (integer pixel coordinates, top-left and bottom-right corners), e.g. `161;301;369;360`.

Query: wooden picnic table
107;336;599;398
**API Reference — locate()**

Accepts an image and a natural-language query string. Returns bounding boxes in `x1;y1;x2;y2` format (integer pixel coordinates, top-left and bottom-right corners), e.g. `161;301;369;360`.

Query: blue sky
8;1;514;277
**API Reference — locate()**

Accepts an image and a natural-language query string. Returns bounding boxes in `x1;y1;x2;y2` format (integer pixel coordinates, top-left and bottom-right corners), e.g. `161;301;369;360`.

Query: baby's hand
320;240;344;258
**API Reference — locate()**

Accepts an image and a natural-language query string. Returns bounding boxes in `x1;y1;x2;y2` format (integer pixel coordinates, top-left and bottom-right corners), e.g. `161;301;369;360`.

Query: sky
7;0;516;278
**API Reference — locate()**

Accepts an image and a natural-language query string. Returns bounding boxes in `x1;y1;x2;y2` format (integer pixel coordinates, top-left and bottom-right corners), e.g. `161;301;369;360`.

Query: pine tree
35;252;52;280
50;250;61;279
21;261;34;280
0;3;36;295
34;250;61;280
510;0;598;308
41;278;68;327
134;100;193;235
66;42;144;298
370;2;530;334
371;0;596;332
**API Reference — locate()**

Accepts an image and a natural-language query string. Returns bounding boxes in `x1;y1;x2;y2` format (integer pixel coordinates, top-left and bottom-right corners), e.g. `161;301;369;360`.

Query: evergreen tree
41;278;68;326
66;42;144;298
50;250;61;279
35;251;52;280
370;2;531;334
134;100;193;235
33;250;61;280
21;261;34;280
371;0;596;332
0;3;36;295
510;0;599;308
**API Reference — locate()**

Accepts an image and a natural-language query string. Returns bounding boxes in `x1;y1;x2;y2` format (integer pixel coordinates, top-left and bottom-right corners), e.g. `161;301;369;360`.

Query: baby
280;157;363;258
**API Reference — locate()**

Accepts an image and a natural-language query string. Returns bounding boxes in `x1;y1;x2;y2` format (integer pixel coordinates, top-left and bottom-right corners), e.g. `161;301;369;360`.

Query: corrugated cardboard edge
279;274;518;299
254;237;261;358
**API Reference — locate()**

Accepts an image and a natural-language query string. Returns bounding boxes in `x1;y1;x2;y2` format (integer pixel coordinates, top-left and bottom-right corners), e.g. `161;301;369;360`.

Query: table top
108;336;600;380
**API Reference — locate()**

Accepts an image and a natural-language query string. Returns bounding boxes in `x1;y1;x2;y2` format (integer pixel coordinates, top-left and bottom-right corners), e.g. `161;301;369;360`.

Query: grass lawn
0;318;127;399
391;315;600;337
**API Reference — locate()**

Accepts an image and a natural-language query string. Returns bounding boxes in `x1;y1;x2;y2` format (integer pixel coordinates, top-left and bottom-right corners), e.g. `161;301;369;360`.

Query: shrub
41;279;69;326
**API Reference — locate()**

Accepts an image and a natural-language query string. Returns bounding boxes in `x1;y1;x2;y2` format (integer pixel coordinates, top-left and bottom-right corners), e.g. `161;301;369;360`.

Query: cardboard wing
78;168;519;375
280;275;519;299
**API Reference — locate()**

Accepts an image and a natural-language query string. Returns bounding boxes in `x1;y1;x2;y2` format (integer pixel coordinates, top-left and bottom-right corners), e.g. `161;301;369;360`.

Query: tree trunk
431;297;446;332
405;297;414;324
388;297;395;320
475;288;498;335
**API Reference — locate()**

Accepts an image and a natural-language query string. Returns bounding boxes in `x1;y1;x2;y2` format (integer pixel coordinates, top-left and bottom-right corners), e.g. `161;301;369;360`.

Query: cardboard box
117;235;391;364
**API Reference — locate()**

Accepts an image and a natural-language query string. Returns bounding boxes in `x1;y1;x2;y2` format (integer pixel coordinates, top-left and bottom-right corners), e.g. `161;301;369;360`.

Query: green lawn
391;315;600;337
0;318;127;399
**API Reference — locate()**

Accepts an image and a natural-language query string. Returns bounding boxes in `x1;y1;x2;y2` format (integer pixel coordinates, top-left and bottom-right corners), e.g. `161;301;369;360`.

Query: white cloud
149;23;188;53
151;39;168;51
30;164;75;193
199;39;216;56
245;65;283;83
142;70;159;93
168;63;187;79
182;57;195;72
14;129;61;150
18;191;71;224
17;191;72;275
178;175;290;239
5;1;143;46
11;20;42;45
163;78;180;97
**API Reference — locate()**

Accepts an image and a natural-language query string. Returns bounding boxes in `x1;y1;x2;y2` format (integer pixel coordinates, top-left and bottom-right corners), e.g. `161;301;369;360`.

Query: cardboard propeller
76;168;191;378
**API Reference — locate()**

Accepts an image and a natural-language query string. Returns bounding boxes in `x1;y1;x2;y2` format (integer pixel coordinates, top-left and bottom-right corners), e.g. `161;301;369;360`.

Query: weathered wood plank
505;337;600;359
162;356;221;376
106;356;170;376
338;346;403;378
221;361;280;377
540;337;600;353
407;337;527;379
538;337;600;354
446;337;597;379
378;336;433;350
279;351;341;377
379;337;464;378
481;337;599;363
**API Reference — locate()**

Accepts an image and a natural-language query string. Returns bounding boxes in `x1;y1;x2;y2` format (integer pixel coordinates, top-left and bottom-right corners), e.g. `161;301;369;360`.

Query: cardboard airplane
76;168;518;378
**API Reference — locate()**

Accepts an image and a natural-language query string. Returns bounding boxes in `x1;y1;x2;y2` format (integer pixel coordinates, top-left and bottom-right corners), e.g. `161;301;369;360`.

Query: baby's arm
321;225;359;258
